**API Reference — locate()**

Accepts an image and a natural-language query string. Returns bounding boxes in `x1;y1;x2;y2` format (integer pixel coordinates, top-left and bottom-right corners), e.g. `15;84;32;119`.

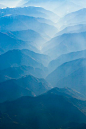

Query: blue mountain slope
0;1;86;129
0;65;48;83
23;0;84;17
46;87;86;100
0;49;45;70
0;89;86;129
21;49;50;66
0;6;58;22
0;75;51;102
56;24;86;36
56;67;86;95
7;29;46;49
0;32;39;52
57;8;86;29
43;32;86;59
48;50;86;72
46;58;86;86
0;15;57;37
0;80;34;103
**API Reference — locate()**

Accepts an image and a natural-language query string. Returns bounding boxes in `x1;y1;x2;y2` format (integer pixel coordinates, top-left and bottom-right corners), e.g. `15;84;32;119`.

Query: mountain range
0;49;46;70
0;75;51;103
56;66;86;95
57;8;86;29
56;24;86;36
46;58;86;87
0;87;86;129
23;0;86;17
43;32;86;59
0;6;58;22
0;65;48;83
0;15;57;38
0;1;86;129
48;49;86;72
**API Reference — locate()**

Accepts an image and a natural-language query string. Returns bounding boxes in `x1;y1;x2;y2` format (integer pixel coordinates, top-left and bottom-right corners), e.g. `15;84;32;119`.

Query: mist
0;0;86;129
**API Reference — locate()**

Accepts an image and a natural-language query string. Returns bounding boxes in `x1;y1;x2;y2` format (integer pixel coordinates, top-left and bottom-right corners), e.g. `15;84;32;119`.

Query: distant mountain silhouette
21;49;50;66
46;87;86;100
0;1;86;129
0;75;51;102
57;8;86;29
46;58;86;86
0;88;86;129
56;66;86;95
56;24;86;36
0;65;48;83
48;50;86;72
0;15;57;37
43;32;86;59
0;80;34;103
0;49;45;70
0;32;39;52
0;6;58;22
7;29;46;49
23;0;84;17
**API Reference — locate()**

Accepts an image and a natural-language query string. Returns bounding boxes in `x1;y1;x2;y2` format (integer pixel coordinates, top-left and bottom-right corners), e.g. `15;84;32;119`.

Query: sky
0;0;23;7
0;0;86;9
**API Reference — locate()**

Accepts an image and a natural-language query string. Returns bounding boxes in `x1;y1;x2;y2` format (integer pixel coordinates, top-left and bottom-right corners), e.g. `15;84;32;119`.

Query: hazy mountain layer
0;88;86;129
7;30;46;49
0;49;45;70
56;24;86;36
0;65;48;83
56;67;86;95
0;75;51;103
0;1;86;129
43;32;86;59
46;58;86;86
0;32;40;53
0;15;57;38
48;50;86;72
57;8;86;29
0;6;58;22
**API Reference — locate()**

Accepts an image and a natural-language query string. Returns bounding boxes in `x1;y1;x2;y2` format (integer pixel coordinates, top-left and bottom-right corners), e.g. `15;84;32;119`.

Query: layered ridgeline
0;75;51;103
42;32;86;59
0;66;47;82
48;50;86;72
0;6;58;52
0;88;86;129
22;0;86;17
56;8;86;30
0;0;86;129
0;49;50;68
0;13;57;38
0;6;58;23
46;58;86;95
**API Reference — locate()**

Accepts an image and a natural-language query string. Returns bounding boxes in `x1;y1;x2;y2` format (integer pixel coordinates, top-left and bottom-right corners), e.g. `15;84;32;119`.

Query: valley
0;0;86;129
